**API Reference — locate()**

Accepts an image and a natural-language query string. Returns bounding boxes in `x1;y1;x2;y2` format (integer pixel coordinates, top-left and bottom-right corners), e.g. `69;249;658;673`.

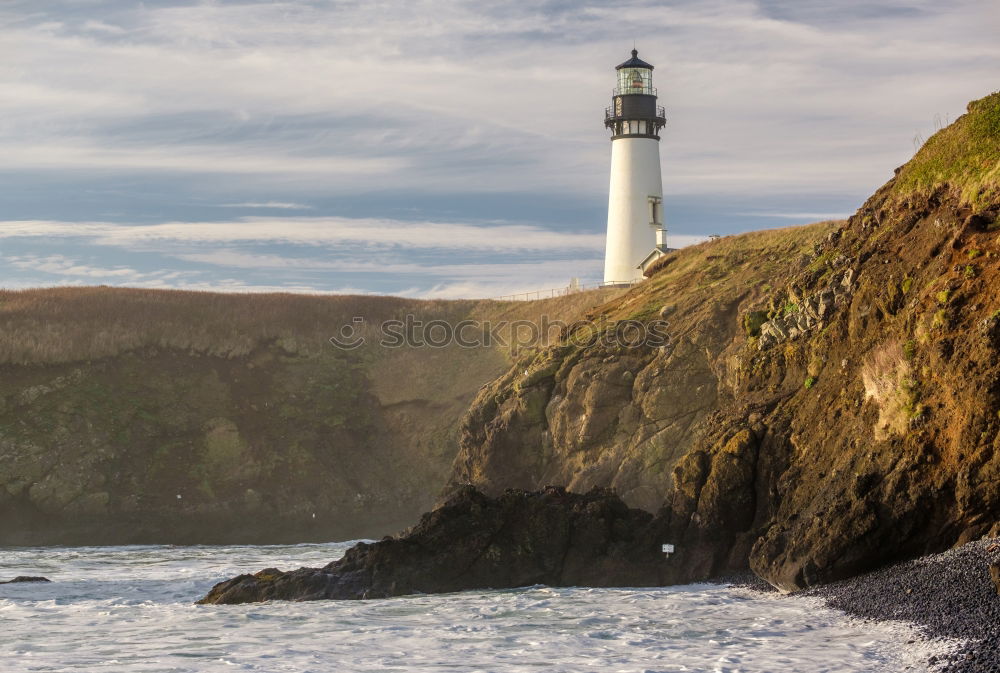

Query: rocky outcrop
198;486;674;604
756;267;855;350
0;576;50;584
448;339;722;512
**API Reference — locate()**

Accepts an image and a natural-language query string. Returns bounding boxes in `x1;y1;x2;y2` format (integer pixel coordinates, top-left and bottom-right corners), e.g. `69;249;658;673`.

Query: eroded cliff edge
447;92;1000;591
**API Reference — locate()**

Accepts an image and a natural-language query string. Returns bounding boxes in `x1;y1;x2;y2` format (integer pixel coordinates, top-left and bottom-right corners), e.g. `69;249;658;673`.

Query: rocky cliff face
448;92;1000;591
0;288;620;545
447;222;840;511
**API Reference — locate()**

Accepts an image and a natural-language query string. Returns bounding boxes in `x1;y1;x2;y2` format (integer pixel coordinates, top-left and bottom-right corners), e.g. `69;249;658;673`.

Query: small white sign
661;544;675;554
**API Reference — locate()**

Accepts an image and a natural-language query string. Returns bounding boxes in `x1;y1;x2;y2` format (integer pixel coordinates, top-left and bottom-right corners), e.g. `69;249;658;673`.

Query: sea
0;542;948;672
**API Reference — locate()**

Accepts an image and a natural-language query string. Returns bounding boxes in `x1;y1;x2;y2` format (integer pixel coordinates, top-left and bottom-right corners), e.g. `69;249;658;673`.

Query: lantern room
615;49;654;95
604;49;665;140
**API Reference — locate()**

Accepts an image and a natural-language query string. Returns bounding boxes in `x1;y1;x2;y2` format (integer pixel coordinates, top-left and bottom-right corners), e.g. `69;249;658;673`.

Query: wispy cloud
6;254;143;279
219;202;314;210
1;142;406;177
0;218;606;252
173;249;603;279
2;0;996;197
4;253;198;283
0;216;611;297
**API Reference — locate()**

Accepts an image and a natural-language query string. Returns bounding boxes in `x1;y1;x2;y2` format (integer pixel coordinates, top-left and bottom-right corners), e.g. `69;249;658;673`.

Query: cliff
447;221;841;511
0;286;622;544
447;92;1000;591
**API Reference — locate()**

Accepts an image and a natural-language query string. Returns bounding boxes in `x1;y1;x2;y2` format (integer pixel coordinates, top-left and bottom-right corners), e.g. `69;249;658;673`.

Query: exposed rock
0;576;50;584
990;563;1000;595
755;269;854;351
198;486;675;604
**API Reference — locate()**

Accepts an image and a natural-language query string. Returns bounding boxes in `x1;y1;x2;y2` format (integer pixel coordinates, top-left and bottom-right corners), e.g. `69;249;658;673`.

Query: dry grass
0;286;623;366
861;341;921;439
646;222;843;286
596;221;843;327
0;287;442;364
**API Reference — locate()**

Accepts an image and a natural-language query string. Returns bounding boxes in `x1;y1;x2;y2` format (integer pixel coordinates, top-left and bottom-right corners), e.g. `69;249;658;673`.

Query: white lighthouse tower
603;49;667;284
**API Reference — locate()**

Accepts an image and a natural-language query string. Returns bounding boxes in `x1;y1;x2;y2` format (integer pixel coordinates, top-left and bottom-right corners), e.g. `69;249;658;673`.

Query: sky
1;0;998;298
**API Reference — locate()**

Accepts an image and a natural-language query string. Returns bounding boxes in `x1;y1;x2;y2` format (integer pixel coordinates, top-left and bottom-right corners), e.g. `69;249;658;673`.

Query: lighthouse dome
615;49;654;70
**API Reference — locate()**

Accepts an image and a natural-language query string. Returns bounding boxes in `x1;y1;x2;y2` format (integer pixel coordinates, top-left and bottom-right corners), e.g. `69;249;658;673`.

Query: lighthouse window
617;67;652;95
648;196;662;226
638;121;646;135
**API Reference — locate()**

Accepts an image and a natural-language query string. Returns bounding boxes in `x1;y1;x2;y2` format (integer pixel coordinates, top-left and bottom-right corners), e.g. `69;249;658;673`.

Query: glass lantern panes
617;67;652;95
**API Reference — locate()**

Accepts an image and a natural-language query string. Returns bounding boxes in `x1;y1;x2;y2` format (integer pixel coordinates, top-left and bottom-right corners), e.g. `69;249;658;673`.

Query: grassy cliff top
893;91;1000;206
603;219;842;326
0;286;623;366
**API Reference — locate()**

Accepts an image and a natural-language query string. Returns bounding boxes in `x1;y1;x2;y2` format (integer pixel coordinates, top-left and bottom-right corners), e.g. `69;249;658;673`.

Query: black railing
605;105;666;122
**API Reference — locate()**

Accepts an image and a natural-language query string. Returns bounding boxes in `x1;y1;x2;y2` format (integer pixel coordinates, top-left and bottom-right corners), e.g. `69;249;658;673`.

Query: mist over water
0;543;941;672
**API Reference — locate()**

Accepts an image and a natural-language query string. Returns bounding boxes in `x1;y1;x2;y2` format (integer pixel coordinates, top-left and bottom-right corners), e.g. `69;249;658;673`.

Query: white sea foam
0;543;949;672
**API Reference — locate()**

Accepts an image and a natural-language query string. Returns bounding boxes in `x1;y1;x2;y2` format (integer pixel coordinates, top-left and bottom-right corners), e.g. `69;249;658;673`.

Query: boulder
198;486;672;604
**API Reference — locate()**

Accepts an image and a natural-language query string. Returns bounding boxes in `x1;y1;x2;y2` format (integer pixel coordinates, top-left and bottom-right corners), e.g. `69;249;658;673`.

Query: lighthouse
603;49;667;284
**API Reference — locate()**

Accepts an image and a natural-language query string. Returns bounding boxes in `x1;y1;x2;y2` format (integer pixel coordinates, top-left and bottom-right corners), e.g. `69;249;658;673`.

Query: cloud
0;215;607;297
80;20;126;35
219;202;314;210
173;249;603;279
1;142;406;177
0;218;606;252
0;275;361;295
2;0;997;199
6;254;142;279
4;253;198;283
0;248;598;299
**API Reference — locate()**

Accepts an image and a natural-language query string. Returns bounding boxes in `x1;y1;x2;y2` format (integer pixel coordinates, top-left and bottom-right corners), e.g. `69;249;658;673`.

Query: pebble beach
802;538;1000;672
